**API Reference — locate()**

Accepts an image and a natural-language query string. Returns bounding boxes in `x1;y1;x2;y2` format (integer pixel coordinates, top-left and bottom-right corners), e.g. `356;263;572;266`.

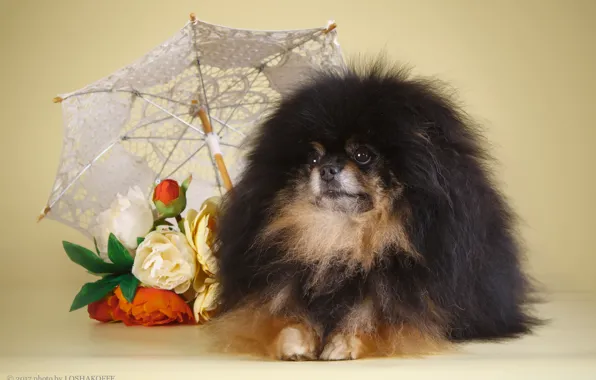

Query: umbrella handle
198;107;233;191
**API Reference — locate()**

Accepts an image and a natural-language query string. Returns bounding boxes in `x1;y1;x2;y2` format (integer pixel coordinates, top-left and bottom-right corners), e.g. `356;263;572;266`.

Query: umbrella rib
207;70;261;106
210;116;247;138
140;92;193;106
129;114;175;132
124;136;198;141
123;136;238;147
132;92;192;106
197;61;213;126
61;89;193;107
215;69;262;137
121;113;187;138
48;141;118;209
191;22;214;129
135;93;205;135
259;29;325;68
154;115;194;182
210;101;271;110
163;142;206;180
206;29;325;107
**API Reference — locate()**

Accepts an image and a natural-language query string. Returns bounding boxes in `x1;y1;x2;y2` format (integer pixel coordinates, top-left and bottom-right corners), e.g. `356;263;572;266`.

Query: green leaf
181;174;192;193
63;241;119;274
118;273;140;303
137;237;145;246
107;233;134;270
93;237;101;256
69;275;123;311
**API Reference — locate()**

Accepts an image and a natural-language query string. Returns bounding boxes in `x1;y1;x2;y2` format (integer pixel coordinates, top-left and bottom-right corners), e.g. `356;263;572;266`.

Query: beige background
1;0;595;294
1;0;596;378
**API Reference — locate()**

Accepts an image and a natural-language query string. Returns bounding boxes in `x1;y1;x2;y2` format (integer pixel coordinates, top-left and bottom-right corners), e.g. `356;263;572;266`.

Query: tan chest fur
260;194;415;273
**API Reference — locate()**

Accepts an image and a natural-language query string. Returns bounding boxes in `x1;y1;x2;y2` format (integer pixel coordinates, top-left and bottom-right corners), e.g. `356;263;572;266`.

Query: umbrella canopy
40;15;345;238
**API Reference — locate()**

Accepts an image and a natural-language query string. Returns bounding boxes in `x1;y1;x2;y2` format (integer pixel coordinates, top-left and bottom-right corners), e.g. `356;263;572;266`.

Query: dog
211;59;540;360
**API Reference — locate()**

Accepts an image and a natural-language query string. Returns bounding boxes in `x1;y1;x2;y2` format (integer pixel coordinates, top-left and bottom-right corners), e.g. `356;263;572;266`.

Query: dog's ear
391;80;488;243
383;78;488;210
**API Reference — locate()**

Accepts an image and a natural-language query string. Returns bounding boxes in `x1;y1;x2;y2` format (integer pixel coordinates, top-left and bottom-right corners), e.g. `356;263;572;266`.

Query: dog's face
304;140;386;214
255;71;424;221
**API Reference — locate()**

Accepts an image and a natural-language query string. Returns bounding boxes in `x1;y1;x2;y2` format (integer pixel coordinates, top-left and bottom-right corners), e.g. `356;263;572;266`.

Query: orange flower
112;286;195;326
87;286;195;326
152;177;191;218
88;294;118;322
153;179;180;206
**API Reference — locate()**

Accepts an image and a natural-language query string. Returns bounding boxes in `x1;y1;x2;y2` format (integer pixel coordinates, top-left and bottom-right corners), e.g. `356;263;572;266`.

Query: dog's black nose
320;164;340;181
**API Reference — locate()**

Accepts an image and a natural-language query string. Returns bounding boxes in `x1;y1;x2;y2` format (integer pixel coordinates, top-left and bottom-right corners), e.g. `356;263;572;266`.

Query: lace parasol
38;14;345;238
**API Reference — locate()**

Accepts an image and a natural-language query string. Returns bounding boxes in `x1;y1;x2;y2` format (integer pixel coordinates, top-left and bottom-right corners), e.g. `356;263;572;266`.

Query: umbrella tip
190;13;196;22
53;96;63;103
324;22;337;34
37;206;51;222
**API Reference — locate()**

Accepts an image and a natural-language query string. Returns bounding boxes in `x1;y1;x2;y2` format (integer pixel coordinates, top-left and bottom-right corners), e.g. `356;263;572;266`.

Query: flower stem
176;215;184;232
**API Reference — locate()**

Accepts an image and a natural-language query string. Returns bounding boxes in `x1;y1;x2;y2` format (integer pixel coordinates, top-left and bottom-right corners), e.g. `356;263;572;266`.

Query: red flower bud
153;179;180;206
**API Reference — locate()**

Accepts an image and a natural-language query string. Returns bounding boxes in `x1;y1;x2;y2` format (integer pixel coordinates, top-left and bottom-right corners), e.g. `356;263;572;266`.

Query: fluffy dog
212;60;540;360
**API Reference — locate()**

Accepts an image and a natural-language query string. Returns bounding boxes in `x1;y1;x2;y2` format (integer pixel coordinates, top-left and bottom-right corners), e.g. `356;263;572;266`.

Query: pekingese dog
211;60;540;360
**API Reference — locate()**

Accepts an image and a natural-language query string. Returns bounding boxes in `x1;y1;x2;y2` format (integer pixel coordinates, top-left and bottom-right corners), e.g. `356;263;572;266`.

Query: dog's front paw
274;325;318;361
320;333;363;361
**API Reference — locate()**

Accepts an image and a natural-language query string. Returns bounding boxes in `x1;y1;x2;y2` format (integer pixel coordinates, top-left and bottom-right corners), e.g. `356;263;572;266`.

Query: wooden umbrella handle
198;107;233;191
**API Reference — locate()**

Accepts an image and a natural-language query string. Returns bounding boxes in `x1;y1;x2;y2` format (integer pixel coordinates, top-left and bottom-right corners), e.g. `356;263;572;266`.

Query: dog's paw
319;334;363;361
274;325;318;361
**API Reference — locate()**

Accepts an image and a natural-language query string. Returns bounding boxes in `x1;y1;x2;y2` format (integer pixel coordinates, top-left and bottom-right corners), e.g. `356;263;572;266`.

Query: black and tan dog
211;60;540;360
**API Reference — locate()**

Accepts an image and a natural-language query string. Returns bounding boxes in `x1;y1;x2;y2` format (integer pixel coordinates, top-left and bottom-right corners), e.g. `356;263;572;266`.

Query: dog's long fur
211;60;541;360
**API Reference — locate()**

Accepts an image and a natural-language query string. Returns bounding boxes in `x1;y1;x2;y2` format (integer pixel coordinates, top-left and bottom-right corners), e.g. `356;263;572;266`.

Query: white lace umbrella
38;15;345;238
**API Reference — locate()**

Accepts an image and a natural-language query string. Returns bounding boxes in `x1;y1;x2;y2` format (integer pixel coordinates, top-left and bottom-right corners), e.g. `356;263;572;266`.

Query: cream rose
132;228;197;294
183;197;222;323
184;197;220;280
93;186;154;254
193;279;220;323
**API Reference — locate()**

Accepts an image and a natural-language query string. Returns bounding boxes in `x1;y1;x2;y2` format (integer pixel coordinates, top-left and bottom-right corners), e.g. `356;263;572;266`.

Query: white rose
93;186;154;254
132;229;197;294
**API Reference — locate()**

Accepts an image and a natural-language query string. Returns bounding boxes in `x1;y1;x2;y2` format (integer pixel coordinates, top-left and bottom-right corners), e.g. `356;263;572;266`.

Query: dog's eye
307;150;320;166
353;146;372;165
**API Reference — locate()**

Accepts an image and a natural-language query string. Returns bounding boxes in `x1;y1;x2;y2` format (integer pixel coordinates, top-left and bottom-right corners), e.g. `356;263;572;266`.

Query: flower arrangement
63;176;221;326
